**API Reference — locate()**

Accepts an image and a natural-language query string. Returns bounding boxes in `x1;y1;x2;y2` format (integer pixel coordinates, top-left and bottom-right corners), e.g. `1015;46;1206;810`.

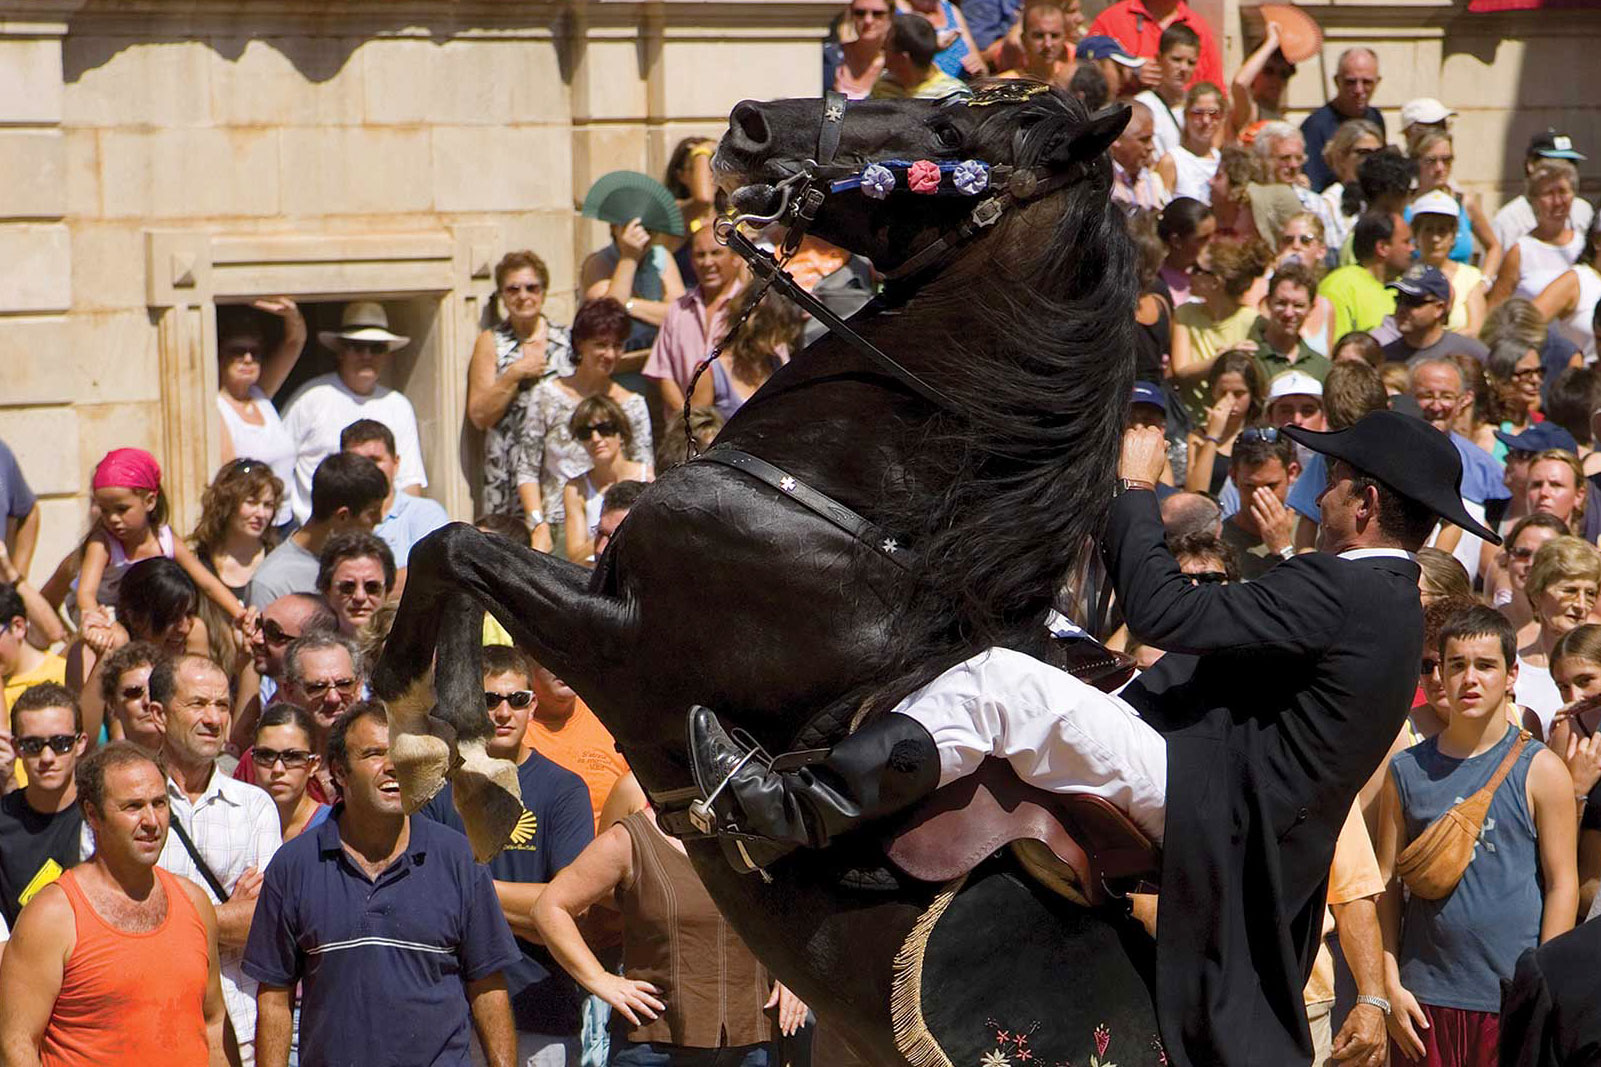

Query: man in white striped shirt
149;654;281;1065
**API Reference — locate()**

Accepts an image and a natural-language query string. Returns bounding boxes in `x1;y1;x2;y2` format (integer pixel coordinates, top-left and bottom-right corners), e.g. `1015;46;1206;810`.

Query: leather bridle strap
818;91;847;167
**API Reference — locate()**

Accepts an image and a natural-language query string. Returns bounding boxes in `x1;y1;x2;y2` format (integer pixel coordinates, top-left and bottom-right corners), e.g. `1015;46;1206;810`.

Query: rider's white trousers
886;647;1168;845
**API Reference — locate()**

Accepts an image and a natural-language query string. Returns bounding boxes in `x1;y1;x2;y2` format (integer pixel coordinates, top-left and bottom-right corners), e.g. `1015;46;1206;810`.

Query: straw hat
317;301;409;352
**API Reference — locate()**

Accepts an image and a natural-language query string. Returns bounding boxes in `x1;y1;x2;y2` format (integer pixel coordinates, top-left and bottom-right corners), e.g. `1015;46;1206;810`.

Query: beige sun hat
318;301;409;352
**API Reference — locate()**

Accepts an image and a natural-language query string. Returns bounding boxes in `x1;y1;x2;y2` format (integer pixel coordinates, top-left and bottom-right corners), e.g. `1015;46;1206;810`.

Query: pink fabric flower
1094;1023;1111;1058
907;160;942;195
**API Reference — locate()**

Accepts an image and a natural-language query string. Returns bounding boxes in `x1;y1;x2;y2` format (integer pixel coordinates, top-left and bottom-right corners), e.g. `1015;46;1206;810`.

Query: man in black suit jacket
690;410;1494;1066
1499;920;1601;1067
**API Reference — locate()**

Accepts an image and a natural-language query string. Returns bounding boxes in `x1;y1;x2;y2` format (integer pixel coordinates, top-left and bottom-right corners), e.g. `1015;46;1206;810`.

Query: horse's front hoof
452;739;525;862
390;724;456;814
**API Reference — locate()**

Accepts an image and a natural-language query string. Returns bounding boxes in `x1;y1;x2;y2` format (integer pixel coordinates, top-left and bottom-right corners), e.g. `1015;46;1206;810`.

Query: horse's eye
935;125;962;148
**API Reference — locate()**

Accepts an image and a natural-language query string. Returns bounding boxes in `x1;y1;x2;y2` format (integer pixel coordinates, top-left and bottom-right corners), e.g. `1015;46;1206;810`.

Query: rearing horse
375;86;1164;1064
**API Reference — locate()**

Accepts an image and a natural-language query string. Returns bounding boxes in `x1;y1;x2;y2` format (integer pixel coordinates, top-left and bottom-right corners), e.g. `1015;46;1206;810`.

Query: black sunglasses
252;747;314;769
344;340;388;354
485;690;535;710
17;734;80;756
335;579;386;598
262;620;299;645
576;421;621;440
119;683;147;701
1187;571;1230;585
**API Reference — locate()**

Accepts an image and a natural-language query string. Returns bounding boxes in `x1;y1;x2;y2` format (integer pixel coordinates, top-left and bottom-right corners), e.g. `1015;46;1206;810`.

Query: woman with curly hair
688;286;799;422
188;458;283;671
515;298;654;557
1206;146;1263;241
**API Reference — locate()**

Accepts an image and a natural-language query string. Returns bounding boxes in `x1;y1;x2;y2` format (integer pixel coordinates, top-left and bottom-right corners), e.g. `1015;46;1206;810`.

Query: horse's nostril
732;100;771;150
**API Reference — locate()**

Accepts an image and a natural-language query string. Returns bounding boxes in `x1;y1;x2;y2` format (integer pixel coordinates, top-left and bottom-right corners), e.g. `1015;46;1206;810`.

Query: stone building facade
0;0;1596;580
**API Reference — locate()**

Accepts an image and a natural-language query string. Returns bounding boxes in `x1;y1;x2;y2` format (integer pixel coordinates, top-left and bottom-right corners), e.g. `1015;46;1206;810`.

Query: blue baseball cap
1131;381;1167;412
1387;263;1452;304
1077;35;1146;67
1494;422;1579;455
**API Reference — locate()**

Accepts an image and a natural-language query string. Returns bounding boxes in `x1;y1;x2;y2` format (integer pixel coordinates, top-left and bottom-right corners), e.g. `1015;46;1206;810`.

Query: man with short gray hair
235;631;363;802
1409;358;1511;574
1300;47;1385;191
148;653;281;1066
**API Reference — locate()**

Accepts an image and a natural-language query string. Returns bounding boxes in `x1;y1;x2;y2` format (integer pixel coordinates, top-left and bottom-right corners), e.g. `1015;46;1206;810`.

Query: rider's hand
588;973;665;1026
1330;1002;1387;1067
1385;981;1429;1062
1119;425;1169;487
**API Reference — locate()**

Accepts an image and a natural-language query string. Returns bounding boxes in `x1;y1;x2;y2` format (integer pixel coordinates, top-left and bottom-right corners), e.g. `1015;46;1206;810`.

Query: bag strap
1469;727;1532;808
168;812;231;904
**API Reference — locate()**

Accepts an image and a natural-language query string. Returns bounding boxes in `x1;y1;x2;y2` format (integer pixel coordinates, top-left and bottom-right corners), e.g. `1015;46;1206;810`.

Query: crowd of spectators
0;1;1597;1065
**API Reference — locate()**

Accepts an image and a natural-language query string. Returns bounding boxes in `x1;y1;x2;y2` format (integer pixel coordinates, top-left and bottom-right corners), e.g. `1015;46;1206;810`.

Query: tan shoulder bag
1394;729;1531;901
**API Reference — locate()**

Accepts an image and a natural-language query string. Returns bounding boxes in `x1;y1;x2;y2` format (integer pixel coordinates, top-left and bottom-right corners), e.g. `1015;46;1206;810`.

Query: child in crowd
1377;606;1577;1067
75;448;251;647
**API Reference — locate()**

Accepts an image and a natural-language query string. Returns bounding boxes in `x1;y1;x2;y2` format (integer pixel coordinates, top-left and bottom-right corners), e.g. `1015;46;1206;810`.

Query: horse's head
714;85;1130;272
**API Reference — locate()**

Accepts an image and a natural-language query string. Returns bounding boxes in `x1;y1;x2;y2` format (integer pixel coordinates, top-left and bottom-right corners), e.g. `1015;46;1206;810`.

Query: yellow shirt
1174;303;1262;423
1304;802;1385;1006
1445;263;1485;334
5;652;68;788
870;69;971;101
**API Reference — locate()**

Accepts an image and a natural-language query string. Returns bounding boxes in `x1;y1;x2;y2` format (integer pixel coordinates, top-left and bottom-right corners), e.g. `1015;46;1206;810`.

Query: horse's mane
876;90;1137;688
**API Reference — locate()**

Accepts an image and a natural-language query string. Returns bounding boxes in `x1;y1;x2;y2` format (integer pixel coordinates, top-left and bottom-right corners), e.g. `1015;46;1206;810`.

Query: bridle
681;86;1097;455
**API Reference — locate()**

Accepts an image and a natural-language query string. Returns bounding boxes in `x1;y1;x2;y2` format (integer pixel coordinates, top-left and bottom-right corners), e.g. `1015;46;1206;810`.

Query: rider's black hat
1282;409;1501;545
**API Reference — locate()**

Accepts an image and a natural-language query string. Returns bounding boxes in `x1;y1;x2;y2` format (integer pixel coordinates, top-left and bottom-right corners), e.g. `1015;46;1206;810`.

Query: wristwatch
1116;478;1157;497
1354;994;1392;1017
1277;545;1296;561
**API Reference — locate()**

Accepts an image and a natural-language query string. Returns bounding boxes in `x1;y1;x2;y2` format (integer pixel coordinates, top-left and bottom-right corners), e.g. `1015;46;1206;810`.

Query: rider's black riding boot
688;706;941;851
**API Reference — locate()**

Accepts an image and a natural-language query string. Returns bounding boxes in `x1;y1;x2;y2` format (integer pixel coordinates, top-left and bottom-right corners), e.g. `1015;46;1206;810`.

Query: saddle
884;635;1161;907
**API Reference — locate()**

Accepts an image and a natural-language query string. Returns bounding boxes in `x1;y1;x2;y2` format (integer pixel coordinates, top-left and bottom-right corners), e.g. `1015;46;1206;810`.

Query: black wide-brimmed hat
1282;409;1501;545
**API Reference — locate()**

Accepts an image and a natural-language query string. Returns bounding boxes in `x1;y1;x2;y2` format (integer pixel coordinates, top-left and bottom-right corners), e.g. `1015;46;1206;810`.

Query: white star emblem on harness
825;101;845;123
881;538;900;554
779;476;797;493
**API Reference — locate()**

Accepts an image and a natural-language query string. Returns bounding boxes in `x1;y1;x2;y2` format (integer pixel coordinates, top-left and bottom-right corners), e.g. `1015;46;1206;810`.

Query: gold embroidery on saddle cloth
890;875;966;1067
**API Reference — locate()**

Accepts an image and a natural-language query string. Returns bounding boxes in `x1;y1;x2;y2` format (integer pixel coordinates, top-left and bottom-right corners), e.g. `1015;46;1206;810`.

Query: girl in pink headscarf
76;448;251;647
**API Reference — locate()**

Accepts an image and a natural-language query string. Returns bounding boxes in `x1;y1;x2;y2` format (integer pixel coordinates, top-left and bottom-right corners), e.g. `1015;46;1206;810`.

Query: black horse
375;86;1165;1065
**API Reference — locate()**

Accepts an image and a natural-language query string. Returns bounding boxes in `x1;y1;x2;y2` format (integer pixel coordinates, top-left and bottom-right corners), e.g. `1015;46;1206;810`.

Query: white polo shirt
281;373;427;524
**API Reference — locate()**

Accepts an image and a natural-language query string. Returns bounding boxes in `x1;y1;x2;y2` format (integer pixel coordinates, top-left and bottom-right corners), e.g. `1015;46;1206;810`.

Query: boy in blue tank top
1376;605;1578;1067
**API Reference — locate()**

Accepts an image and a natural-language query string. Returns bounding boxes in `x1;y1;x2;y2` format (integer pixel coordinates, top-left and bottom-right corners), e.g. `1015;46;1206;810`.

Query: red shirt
1087;0;1224;90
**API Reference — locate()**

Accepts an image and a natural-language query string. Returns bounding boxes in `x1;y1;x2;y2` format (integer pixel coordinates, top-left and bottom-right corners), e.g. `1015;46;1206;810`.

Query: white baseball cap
1410;189;1461;219
1401;98;1455;128
1267;369;1325;402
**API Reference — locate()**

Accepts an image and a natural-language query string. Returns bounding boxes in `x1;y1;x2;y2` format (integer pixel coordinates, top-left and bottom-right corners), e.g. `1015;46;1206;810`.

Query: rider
690;409;1498;1066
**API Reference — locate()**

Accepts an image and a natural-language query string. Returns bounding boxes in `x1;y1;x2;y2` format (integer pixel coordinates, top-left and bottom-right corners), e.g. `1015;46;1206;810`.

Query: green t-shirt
1318;265;1395;339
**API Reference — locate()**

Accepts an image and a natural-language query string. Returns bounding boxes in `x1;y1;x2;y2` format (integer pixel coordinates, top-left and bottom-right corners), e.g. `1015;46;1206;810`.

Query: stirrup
688;726;772;836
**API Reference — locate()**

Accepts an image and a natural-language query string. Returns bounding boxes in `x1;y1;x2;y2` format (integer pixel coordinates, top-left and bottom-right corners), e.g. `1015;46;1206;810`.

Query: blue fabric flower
860;163;896;200
952;159;989;196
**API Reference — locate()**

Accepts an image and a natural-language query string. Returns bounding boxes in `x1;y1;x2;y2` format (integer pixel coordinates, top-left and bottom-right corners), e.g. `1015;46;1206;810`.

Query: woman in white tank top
1489;161;1584;308
215;302;305;527
1534;230;1601;360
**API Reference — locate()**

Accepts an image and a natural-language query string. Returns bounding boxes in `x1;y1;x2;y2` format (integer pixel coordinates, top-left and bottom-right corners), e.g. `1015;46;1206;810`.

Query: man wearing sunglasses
1378;264;1490;366
281;300;427;526
0;684;88;927
1219;427;1302;580
235;631;362;804
236;592;339;749
421;645;594;1066
315;531;395;638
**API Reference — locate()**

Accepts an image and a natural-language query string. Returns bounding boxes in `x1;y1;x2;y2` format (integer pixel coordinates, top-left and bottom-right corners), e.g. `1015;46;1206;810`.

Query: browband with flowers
829;159;992;200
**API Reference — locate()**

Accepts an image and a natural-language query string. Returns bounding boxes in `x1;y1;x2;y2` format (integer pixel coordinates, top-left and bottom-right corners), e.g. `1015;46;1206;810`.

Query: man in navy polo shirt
422;646;594;1067
244;702;519;1067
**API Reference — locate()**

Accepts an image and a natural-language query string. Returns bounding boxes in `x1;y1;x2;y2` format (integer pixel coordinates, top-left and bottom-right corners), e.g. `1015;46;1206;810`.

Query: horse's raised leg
374;524;638;857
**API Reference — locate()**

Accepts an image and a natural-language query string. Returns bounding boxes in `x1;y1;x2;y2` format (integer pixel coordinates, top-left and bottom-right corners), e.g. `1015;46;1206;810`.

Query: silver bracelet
1354;994;1392;1016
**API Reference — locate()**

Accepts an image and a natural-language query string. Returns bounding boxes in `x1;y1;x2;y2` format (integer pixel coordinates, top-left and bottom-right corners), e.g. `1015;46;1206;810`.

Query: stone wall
1;0;1597;584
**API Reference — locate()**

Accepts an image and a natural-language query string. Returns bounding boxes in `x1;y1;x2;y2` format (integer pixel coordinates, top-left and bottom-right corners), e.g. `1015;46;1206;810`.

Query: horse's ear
1044;105;1132;169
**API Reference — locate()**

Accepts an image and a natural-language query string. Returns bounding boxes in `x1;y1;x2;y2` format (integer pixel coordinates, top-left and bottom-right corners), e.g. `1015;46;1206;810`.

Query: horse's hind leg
374;524;636;856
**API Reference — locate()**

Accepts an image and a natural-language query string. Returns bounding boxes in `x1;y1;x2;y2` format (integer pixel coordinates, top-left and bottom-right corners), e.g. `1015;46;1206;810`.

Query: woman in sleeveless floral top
467;251;575;523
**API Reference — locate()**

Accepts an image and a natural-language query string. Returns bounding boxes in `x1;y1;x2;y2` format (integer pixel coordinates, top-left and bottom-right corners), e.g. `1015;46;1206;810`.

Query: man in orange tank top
0;742;232;1067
